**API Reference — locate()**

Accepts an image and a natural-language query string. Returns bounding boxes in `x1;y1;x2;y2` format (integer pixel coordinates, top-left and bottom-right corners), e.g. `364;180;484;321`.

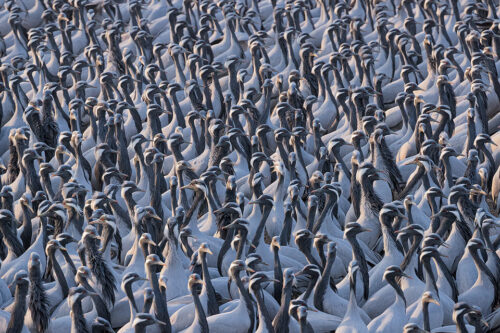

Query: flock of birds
0;0;499;331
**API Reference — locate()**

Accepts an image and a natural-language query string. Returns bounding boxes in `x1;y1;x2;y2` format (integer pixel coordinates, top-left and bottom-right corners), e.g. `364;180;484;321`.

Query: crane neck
47;248;70;298
233;270;255;333
191;284;209;332
313;252;335;310
273;276;293;332
146;264;171;332
200;251;219;315
249;205;272;252
70;298;87;333
251;284;274;332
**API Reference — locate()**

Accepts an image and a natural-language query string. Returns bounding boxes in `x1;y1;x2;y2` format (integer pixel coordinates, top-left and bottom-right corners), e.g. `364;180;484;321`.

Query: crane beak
414;96;425;104
403;160;417;166
471;188;487;196
428;298;440;306
146;212;162;221
489;141;498;147
38;211;50;218
293;271;303;278
18;134;29;141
